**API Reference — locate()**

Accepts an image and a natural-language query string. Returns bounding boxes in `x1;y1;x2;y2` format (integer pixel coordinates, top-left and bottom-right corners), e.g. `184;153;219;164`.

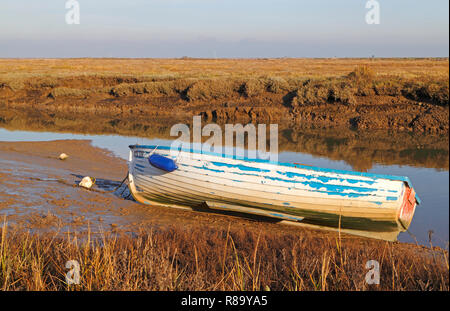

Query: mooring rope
105;175;129;193
27;174;129;194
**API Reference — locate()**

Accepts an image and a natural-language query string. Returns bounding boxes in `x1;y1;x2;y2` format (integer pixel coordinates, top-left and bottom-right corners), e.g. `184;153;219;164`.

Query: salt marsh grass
0;220;448;291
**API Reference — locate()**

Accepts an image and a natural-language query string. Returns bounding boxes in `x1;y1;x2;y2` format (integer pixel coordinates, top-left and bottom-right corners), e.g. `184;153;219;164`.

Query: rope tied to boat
27;174;129;194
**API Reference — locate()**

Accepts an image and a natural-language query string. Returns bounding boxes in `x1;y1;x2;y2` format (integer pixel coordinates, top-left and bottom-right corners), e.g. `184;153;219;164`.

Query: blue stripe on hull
129;144;420;204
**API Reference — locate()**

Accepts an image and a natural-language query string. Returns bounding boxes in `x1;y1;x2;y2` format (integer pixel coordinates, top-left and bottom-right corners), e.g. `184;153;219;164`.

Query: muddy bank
0;108;448;171
0;59;448;133
2;86;448;134
0;139;431;241
0;139;354;238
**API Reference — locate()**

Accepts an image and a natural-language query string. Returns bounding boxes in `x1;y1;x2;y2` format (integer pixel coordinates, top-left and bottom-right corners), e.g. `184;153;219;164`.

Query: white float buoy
79;176;95;189
58;153;69;160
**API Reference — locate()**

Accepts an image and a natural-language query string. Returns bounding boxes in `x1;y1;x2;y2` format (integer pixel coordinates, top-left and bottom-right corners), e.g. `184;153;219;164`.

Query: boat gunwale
129;144;421;205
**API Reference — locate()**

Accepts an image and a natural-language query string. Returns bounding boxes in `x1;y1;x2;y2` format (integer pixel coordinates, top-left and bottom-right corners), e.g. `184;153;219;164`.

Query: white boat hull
128;145;419;238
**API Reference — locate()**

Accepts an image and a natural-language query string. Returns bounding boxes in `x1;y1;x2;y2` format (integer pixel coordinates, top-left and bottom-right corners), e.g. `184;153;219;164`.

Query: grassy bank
1;61;448;106
1;221;448;291
0;58;448;133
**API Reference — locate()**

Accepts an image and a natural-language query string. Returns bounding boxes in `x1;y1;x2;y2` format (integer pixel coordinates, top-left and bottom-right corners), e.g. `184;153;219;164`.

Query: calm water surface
0;128;448;248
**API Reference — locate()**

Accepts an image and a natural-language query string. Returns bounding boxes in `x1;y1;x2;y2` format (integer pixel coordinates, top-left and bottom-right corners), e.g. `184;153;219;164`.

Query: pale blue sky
0;0;448;57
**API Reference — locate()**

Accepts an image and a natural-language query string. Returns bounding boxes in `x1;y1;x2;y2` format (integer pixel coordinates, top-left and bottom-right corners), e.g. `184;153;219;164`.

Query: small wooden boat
128;145;420;240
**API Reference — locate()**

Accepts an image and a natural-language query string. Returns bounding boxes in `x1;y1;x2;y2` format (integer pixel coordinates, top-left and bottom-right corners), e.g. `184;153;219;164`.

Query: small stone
79;176;95;189
58;153;69;160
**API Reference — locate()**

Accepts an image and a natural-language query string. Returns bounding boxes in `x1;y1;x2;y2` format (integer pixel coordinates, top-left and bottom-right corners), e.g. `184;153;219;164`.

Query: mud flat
0;139;448;290
0;139;349;235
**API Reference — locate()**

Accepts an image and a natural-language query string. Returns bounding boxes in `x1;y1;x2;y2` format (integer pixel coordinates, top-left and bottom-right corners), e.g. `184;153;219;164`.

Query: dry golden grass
0;58;448;79
1;59;448;106
0;220;448;291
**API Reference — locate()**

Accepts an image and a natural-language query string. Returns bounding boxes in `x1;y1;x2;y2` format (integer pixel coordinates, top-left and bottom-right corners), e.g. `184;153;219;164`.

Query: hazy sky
0;0;448;58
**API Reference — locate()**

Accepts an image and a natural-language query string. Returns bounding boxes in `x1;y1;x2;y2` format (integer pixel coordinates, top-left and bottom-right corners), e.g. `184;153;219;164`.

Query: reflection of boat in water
128;145;420;241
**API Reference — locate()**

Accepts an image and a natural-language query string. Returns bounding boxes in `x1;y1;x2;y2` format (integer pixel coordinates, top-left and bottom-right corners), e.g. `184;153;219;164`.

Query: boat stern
397;184;418;230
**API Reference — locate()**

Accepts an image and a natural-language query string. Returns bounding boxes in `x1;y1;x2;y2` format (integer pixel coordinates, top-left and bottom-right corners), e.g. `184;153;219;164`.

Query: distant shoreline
1;57;449;60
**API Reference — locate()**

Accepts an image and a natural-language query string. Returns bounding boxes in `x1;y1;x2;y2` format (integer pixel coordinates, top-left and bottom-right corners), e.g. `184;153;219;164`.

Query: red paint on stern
398;185;417;230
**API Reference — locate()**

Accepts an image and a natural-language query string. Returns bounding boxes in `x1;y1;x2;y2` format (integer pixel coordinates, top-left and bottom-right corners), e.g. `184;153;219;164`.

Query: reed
0;220;448;291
